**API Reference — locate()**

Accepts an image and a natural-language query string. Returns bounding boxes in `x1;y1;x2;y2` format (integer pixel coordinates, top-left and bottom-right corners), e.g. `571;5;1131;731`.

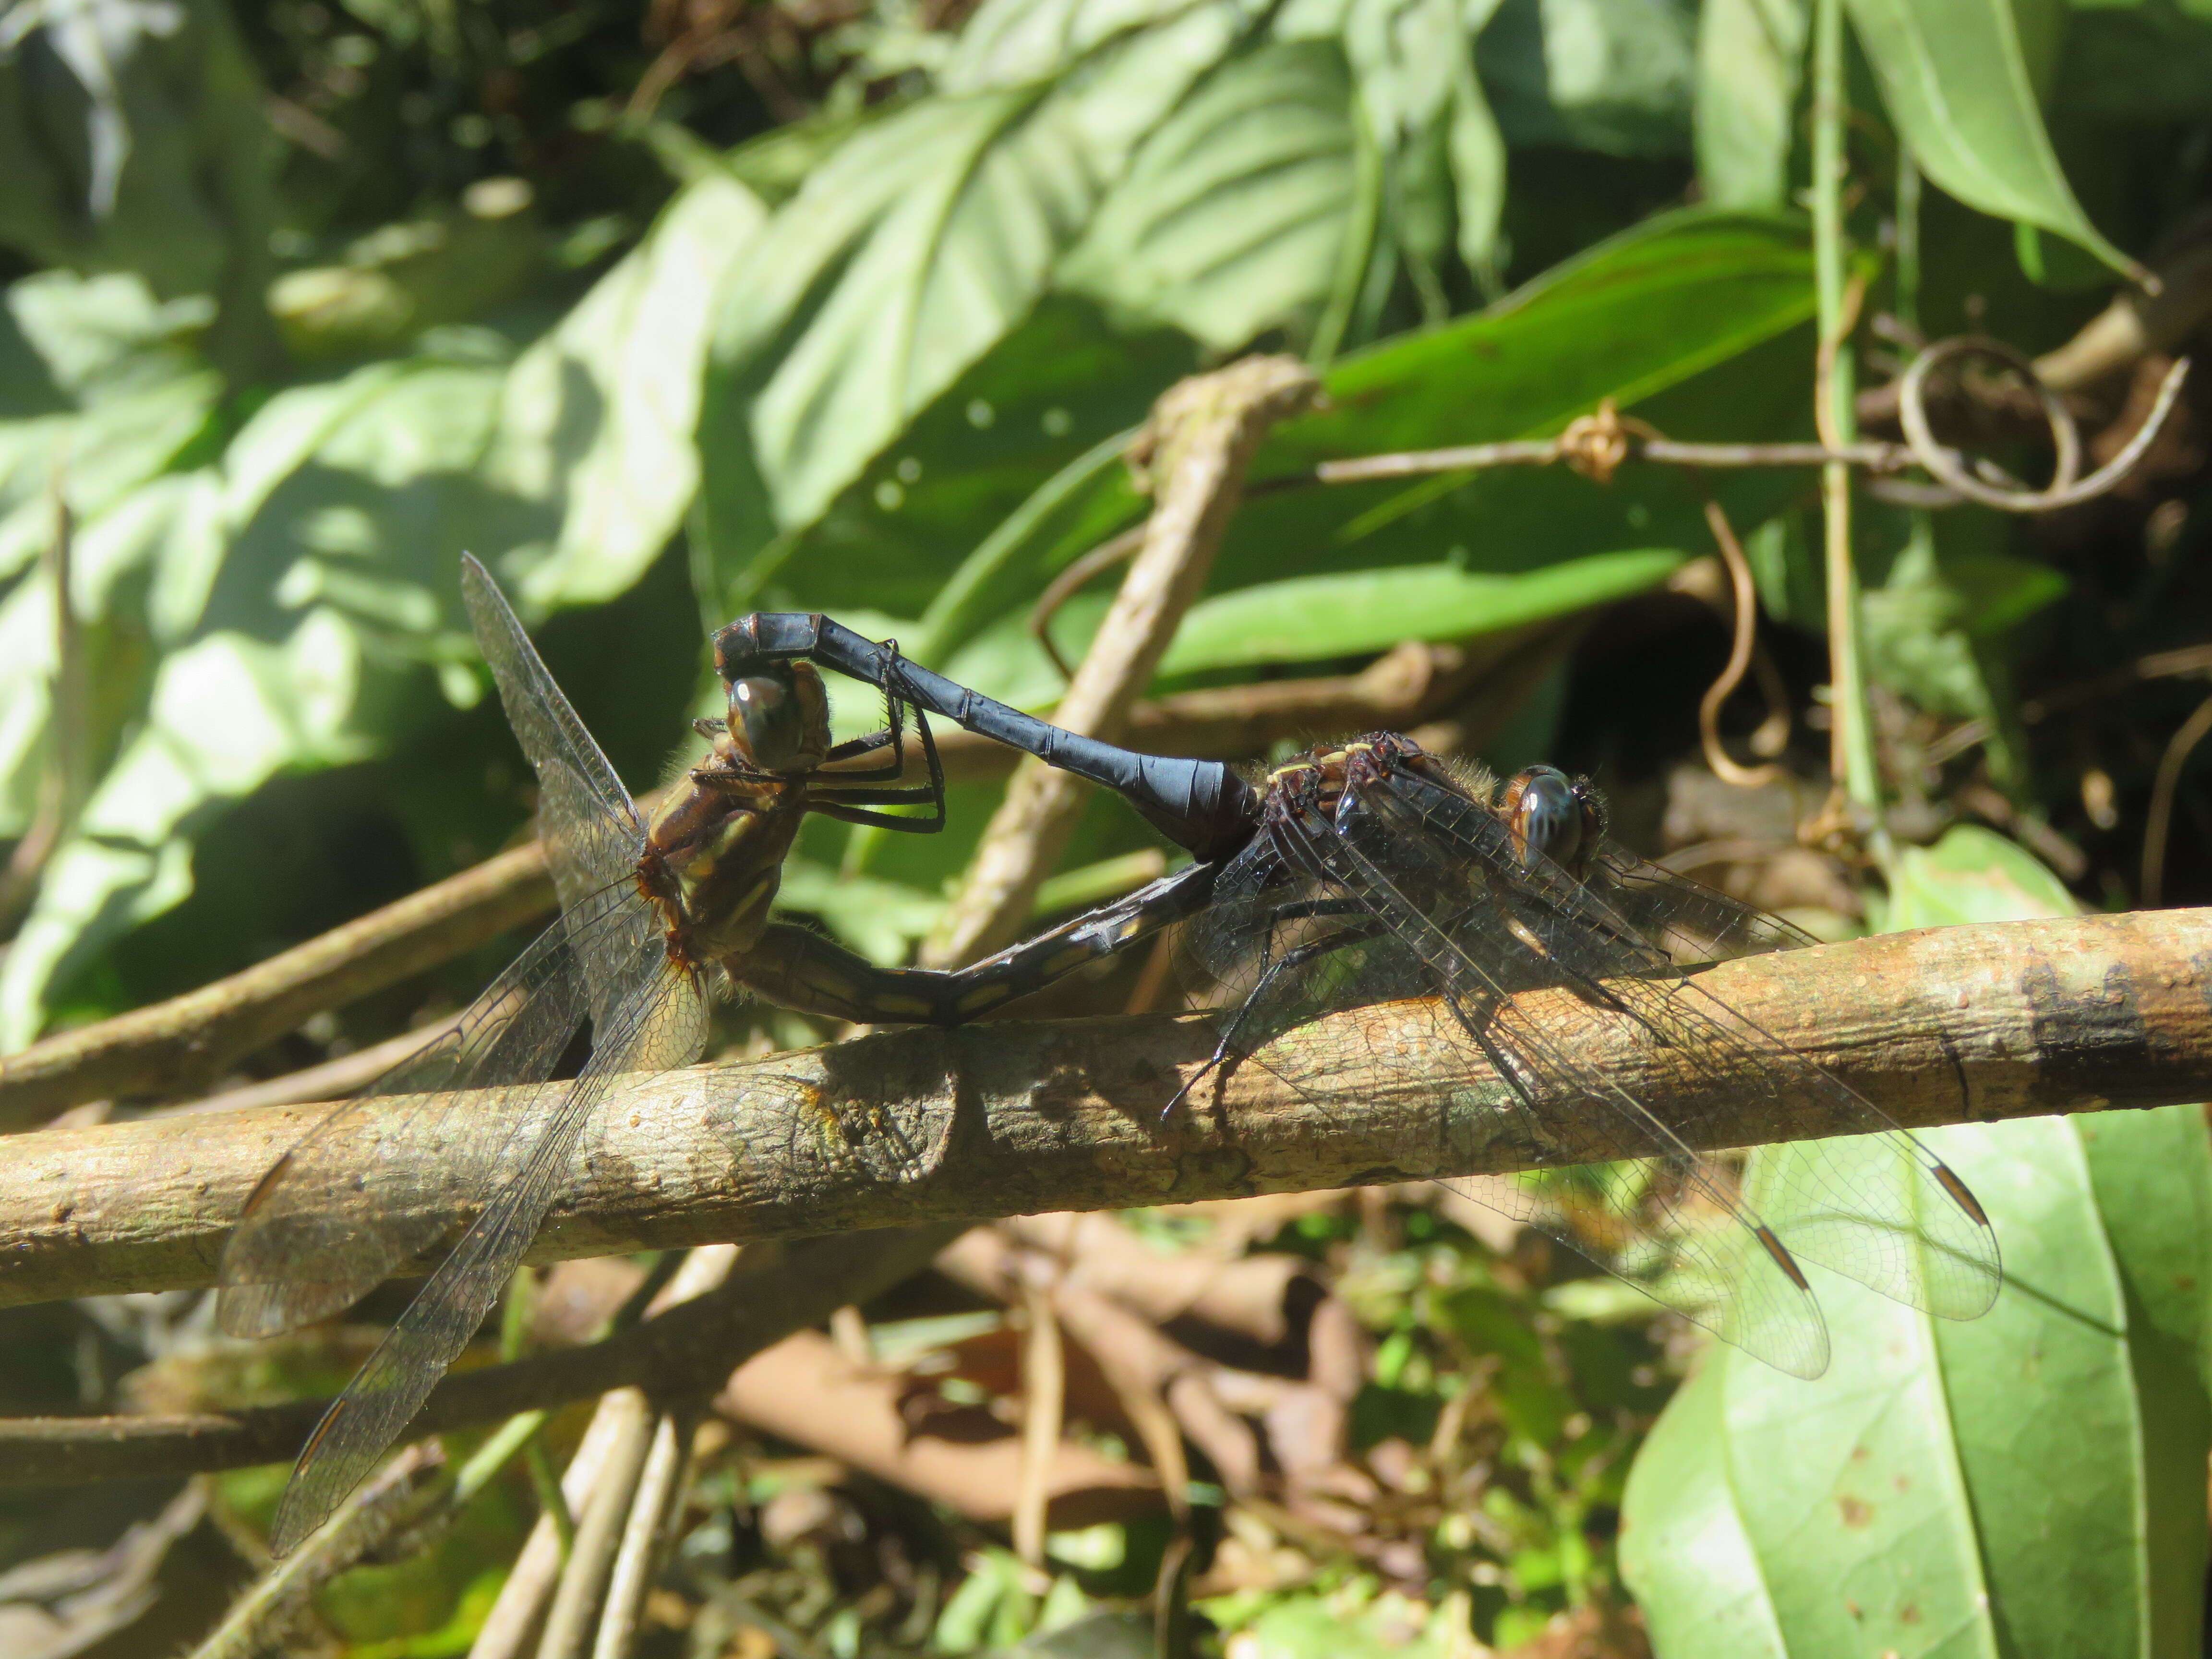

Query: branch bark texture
5;912;2208;1313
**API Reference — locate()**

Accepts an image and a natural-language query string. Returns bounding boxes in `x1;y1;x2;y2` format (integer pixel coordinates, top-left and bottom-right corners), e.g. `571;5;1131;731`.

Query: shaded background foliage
3;0;2212;1651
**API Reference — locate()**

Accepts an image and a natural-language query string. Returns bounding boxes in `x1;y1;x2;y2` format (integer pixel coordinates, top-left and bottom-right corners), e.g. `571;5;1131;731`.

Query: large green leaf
1156;547;1683;671
1060;40;1358;349
1694;0;1808;208
489;173;768;610
1847;0;2138;276
0;612;365;1046
702;0;1249;542
1623;830;2212;1659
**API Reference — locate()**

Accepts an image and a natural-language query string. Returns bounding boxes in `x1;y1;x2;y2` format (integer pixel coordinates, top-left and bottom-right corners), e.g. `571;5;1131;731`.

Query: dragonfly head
1501;765;1602;876
724;660;832;774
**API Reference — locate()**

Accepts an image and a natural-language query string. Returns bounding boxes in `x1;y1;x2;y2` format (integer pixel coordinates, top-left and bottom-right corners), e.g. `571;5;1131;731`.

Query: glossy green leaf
704;1;1248;540
1847;0;2138;277
1271;209;1815;467
1694;0;1807;208
1157;547;1684;672
489;173;768;609
1625;826;2212;1659
1062;40;1357;351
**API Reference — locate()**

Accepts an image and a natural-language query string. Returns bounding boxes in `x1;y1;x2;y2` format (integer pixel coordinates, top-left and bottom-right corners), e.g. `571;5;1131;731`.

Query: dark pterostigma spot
2020;955;2155;1113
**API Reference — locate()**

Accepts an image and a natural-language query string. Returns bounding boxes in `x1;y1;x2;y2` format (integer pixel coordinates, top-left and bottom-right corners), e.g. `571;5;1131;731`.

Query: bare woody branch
6;911;2209;1317
3;1224;962;1487
926;354;1322;966
0;842;555;1130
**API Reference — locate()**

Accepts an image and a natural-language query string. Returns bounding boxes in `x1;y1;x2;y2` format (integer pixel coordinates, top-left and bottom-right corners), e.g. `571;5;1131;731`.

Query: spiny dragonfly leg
1168;912;1388;1120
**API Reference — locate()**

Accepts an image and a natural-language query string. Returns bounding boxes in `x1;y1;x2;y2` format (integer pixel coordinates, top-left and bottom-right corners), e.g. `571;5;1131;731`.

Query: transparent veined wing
1362;763;1999;1326
267;945;708;1551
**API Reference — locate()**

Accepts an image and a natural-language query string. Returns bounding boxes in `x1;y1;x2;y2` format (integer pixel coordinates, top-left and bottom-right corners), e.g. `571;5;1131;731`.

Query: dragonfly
217;558;1214;1553
718;614;2002;1379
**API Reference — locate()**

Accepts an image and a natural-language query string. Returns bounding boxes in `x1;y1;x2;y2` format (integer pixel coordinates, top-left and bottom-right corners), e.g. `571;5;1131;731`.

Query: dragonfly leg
1167;913;1388;1120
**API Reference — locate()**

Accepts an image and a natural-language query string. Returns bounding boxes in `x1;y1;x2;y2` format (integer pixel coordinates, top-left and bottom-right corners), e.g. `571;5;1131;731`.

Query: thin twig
538;1388;655;1659
1;1227;959;1484
2142;696;2212;907
157;1013;468;1119
5;913;2207;1318
1012;1281;1064;1567
1694;499;1786;789
0;839;556;1129
924;356;1321;967
592;1410;690;1659
1029;527;1147;681
1899;344;2190;513
469;1389;648;1659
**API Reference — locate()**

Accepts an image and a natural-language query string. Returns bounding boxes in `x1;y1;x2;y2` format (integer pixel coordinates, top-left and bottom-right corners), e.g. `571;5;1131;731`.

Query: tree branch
1;1224;961;1487
0;842;555;1129
5;912;2208;1318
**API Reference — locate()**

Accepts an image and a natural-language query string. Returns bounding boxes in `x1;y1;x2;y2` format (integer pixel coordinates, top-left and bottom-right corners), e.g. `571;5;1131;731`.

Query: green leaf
1845;0;2140;277
1694;0;1808;208
0;611;366;1046
705;3;1247;540
1629;1102;2212;1659
1627;820;2212;1659
1156;548;1684;672
1884;822;2074;927
488;174;768;610
1061;40;1358;352
1274;208;1815;465
1478;0;1698;158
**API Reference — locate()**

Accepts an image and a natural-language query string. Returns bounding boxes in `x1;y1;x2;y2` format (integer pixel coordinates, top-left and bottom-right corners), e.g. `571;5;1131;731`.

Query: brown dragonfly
217;558;1212;1551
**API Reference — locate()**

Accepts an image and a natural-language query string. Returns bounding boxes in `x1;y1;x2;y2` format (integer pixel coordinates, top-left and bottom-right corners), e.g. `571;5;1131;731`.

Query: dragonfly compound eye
1506;766;1585;872
728;673;808;771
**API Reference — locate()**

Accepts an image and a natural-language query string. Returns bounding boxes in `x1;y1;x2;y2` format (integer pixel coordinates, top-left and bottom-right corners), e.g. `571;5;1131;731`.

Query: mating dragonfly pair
219;558;2001;1551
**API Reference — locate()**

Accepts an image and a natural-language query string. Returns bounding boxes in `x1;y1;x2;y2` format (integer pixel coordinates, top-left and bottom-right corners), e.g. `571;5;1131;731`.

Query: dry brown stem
0;841;555;1130
1;1225;960;1486
5;911;2208;1324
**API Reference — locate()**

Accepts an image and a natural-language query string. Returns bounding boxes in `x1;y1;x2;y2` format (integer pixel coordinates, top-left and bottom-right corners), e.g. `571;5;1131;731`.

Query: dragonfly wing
1591;972;2000;1321
267;946;709;1554
1586;847;1818;964
1203;803;1830;1378
1366;769;2000;1321
460;554;645;914
216;908;600;1338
